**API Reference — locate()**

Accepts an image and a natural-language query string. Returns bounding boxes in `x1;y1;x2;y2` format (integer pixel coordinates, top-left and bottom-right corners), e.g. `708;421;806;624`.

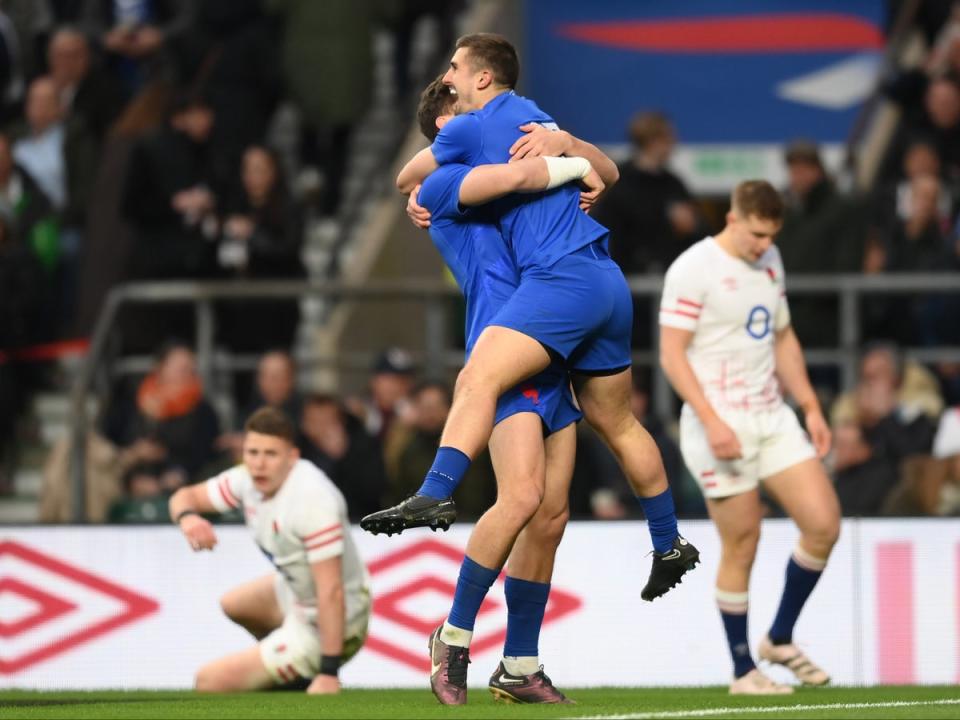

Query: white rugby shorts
259;576;370;683
679;404;816;499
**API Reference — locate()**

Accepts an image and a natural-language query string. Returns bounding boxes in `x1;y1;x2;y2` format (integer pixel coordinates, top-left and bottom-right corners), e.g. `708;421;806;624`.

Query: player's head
242;407;299;496
417;75;458;141
443;33;518;110
725;180;784;262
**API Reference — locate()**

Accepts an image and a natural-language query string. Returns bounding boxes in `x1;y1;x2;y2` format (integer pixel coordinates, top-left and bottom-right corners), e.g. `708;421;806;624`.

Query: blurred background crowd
0;0;958;526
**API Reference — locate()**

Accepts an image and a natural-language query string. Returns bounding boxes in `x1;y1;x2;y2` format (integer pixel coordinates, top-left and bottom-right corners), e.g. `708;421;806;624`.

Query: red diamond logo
363;538;582;671
0;541;159;674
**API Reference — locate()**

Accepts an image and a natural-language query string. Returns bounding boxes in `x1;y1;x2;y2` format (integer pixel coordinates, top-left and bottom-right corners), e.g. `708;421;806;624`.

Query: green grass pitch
1;686;958;719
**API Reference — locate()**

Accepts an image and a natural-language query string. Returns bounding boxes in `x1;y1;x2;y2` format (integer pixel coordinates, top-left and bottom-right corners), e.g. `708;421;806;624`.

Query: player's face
732;213;780;263
242;431;298;497
443;48;482;110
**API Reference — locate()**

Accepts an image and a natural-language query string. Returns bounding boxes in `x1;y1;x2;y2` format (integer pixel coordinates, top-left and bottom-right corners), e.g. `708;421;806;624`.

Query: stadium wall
0;519;956;688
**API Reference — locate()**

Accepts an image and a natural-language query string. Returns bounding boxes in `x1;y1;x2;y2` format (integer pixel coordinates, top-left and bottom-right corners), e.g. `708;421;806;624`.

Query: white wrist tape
543;156;591;190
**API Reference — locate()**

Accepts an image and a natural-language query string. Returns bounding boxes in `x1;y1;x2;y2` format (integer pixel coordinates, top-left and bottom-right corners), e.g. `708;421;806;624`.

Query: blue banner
523;0;885;144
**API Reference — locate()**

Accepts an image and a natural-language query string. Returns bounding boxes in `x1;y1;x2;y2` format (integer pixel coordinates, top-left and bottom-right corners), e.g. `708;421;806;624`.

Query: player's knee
453;363;497;399
195;665;227;693
528;505;569;549
495;483;543;528
219;592;242;623
724;526;760;567
802;516;840;555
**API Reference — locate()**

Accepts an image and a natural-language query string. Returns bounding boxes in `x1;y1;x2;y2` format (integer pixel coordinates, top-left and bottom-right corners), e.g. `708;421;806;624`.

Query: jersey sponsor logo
745;305;772;339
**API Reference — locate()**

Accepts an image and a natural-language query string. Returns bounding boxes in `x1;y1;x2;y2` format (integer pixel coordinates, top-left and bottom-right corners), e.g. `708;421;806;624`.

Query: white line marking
571;697;960;720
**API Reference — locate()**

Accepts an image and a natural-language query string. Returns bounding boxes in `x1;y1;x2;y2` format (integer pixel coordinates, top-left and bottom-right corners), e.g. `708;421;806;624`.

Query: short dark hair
731;180;784;222
455;33;519;89
417;75;456;141
244;406;296;444
628;111;674;150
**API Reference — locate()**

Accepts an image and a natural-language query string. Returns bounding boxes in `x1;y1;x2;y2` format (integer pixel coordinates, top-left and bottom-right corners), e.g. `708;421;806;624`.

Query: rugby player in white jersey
169;407;370;694
659;180;840;695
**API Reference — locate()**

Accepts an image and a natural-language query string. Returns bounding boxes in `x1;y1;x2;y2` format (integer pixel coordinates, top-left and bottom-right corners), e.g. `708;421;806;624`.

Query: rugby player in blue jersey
387;77;604;705
365;33;699;606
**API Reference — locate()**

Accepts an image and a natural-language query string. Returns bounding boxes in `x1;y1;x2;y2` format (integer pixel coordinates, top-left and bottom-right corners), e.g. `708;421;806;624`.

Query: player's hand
406;185;431;229
307;674;340;695
180;514;217;551
804;408;832;458
579;168;604;212
509;123;571;161
705;416;743;460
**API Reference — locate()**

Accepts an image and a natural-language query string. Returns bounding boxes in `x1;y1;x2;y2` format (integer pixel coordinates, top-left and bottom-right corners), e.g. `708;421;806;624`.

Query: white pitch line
571;697;960;720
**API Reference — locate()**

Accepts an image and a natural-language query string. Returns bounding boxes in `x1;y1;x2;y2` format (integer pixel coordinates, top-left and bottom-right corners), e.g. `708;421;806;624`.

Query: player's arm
510;124;620;189
306;556;345;695
458;156;602;206
659;326;742;460
774;325;831;457
396;147;438;194
169;483;219;551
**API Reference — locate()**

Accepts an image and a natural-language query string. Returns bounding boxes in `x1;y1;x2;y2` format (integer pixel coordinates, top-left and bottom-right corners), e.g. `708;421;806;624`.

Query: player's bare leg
489;423;576;704
440;327;552;454
195;646;275;692
362;326;550;536
219;574;285;640
573;368;699;599
758;459;840;686
429;412;547;705
464;412;547;569
708;490;792;694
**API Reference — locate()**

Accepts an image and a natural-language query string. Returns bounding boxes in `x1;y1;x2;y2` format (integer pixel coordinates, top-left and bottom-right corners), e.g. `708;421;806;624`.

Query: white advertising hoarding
0;519;956;688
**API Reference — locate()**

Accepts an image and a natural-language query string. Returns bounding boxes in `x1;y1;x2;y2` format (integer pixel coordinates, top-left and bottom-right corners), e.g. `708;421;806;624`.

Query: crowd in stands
14;3;960;522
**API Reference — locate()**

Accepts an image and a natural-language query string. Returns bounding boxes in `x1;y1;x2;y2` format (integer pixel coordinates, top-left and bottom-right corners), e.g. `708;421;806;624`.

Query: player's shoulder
214;463;250;486
666;237;714;275
288;460;343;501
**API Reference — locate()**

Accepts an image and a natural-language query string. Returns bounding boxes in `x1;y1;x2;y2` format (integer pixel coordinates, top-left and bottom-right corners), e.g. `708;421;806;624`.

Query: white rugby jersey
659;237;790;413
206;459;370;624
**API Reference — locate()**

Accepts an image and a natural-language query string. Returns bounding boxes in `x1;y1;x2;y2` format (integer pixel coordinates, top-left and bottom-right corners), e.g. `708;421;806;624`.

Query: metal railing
68;273;960;521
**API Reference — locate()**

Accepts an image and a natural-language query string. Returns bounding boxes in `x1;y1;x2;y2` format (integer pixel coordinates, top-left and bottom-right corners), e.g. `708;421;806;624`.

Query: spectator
831;421;900;516
102;342;221;483
298;393;387;521
106;465;181;523
0;8;24;125
215;145;305;353
12;74;96;335
82;0;193;99
347;347;416;442
592;111;702;275
885;73;960;183
832;342;944;427
776;139;866;348
121;93;218;281
830;344;938;513
218;350;303;462
931;407;960;514
883;174;952;271
47;26;125;145
385;380;495;519
0;132;57;272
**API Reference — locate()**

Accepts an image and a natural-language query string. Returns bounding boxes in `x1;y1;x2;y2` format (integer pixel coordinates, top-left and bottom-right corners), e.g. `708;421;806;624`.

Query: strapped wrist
543;156;591;190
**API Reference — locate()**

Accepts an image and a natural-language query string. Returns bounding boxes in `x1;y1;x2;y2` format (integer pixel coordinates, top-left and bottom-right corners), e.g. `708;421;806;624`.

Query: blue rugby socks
717;589;755;678
636;487;679;553
442;555;500;647
418;446;471;500
502;576;550;676
768;547;827;645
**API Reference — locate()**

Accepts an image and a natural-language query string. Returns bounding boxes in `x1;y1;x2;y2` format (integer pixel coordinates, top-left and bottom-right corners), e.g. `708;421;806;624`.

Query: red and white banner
0;520;956;688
